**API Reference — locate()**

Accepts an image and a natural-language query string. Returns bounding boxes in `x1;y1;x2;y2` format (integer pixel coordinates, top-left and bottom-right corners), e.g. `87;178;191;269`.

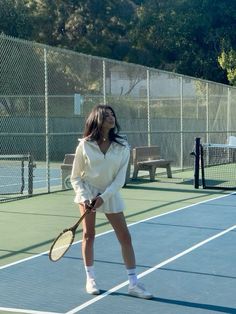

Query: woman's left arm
100;145;130;203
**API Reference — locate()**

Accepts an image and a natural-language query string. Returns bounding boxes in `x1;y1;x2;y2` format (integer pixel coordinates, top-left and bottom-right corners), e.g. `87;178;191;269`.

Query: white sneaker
128;283;153;299
86;278;100;295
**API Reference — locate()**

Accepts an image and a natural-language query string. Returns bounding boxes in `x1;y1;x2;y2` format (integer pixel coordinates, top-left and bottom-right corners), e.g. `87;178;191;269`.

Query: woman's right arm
70;142;90;202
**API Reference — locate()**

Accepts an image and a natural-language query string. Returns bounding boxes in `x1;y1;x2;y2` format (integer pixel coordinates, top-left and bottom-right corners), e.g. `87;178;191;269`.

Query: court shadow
153;297;236;313
160;266;236;280
109;292;236;313
125;182;227;195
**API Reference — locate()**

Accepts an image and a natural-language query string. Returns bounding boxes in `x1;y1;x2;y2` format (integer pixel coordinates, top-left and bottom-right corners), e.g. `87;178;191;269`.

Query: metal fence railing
1;34;236;201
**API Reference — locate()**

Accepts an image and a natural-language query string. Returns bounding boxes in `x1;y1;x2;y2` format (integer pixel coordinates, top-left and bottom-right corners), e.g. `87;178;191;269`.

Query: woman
71;105;152;299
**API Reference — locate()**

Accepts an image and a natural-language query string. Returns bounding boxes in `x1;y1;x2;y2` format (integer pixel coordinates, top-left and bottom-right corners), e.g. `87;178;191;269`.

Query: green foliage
1;0;236;85
131;0;235;83
0;0;33;38
218;50;236;86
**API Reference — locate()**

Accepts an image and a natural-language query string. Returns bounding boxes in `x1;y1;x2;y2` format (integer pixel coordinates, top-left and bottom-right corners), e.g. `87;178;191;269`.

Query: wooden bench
61;153;131;189
61;154;75;189
132;146;172;181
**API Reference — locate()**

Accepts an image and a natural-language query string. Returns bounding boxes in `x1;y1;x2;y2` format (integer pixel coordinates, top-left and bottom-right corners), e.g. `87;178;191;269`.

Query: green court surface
0;170;229;268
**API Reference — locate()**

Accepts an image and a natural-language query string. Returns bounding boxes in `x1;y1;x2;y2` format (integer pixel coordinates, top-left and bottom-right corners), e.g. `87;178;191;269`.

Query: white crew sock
85;265;95;280
126;268;138;288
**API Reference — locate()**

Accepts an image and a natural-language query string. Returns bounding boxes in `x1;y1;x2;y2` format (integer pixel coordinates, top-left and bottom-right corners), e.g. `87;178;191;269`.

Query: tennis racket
49;198;97;262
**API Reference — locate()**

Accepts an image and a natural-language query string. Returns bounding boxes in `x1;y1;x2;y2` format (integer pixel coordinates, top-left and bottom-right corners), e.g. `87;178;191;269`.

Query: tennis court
0;158;63;199
0;175;235;314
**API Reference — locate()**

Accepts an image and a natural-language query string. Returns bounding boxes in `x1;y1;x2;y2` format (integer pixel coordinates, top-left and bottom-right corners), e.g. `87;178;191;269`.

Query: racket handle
66;194;101;233
89;193;101;209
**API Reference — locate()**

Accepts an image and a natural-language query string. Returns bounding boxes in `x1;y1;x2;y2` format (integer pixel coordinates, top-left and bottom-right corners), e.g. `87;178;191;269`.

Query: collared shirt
71;138;130;203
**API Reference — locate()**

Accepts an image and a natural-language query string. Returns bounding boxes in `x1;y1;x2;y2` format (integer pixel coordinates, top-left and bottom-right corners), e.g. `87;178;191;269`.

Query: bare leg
105;212;136;269
79;204;96;266
104;211;152;299
79;204;100;295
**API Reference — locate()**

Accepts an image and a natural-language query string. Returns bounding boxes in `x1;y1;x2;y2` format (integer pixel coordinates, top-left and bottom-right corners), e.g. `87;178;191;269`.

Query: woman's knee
83;231;95;243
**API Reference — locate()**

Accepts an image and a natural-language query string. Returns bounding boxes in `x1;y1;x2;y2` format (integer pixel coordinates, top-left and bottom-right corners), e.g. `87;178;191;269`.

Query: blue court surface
0;193;236;314
0;166;62;195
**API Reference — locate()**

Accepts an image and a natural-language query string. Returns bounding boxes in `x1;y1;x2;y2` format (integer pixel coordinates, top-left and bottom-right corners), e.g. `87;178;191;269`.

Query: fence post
180;76;183;170
44;48;50;193
206;82;209;145
103;60;106;105
147;69;151;146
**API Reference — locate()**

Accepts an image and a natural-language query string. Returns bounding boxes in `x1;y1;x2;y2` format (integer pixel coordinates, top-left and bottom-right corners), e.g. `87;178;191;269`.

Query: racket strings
49;197;99;262
50;230;74;261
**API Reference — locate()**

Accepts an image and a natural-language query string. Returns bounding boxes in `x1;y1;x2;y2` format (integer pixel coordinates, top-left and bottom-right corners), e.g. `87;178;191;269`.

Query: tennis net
0;154;34;195
194;138;236;190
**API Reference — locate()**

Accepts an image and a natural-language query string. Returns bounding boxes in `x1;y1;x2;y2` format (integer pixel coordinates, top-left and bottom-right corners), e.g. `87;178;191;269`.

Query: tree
128;0;236;83
0;0;33;38
1;0;236;85
218;49;236;86
24;0;138;59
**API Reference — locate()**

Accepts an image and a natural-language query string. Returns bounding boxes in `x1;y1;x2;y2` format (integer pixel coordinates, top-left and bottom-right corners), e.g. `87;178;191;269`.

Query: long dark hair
83;105;125;145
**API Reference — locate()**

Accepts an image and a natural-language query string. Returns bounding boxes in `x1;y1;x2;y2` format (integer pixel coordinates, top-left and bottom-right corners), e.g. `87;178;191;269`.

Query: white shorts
74;182;125;214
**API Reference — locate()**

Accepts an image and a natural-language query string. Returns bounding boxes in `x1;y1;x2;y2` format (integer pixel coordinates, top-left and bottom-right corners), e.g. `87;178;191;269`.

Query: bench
132;146;172;181
61;154;75;189
61;153;131;189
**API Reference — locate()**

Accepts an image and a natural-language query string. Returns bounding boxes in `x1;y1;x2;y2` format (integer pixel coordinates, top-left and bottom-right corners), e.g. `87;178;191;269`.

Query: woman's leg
105;212;136;269
79;203;96;266
106;212;153;299
79;204;100;295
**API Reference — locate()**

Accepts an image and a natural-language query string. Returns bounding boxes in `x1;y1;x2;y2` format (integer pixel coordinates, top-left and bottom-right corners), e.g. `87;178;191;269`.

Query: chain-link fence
1;35;236;201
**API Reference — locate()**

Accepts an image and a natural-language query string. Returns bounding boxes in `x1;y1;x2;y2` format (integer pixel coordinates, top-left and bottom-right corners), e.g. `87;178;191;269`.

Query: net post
20;159;25;194
200;144;206;188
28;154;34;196
194;137;201;189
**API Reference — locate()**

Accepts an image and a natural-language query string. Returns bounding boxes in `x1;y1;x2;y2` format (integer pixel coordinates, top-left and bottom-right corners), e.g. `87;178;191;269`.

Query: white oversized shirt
71;138;130;204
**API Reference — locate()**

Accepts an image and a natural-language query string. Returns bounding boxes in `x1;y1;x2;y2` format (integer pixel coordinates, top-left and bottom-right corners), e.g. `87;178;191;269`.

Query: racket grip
89;193;101;209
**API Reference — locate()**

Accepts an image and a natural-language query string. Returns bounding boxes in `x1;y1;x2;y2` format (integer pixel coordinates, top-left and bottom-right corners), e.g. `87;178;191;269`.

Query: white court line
66;224;236;314
0;191;233;271
0;307;61;314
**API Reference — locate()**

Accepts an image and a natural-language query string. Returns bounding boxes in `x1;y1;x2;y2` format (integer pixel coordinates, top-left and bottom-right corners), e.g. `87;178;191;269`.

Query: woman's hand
84;200;91;210
90;196;104;212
